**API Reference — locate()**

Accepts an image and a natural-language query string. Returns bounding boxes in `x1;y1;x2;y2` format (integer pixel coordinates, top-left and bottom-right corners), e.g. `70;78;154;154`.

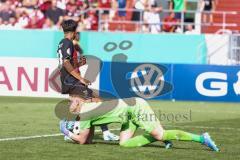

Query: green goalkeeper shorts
121;103;160;133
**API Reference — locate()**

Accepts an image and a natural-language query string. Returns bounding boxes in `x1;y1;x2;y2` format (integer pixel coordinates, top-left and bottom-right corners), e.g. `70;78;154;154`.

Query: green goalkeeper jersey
79;99;131;130
79;98;160;133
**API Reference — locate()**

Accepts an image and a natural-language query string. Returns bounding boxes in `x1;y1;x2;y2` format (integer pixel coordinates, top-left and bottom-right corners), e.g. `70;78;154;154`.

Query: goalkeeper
60;97;219;152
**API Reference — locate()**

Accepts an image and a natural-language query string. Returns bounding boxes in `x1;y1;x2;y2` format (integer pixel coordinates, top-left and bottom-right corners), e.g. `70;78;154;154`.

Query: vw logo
130;64;165;99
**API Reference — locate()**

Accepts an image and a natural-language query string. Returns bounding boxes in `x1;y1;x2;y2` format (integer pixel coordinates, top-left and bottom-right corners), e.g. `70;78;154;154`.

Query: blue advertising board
99;61;173;100
172;64;240;102
100;62;240;102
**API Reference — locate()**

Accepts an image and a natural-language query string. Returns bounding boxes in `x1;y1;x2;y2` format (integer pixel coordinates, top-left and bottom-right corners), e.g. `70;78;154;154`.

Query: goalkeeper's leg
120;133;156;147
150;124;219;151
120;124;219;151
131;98;219;151
119;121;171;148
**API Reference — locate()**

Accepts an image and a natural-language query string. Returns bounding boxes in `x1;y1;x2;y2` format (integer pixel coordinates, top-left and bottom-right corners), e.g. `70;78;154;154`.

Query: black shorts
68;81;94;99
60;69;94;99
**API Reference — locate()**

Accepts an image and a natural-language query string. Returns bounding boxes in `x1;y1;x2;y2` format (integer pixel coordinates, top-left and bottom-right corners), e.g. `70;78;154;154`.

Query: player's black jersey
57;38;78;94
57;38;74;67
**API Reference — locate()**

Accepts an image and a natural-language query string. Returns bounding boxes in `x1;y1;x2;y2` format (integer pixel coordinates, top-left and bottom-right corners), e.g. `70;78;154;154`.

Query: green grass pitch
0;96;240;160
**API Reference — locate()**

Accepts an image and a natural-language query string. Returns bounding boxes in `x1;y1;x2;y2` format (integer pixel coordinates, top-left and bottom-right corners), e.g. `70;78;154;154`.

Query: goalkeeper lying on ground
60;97;219;151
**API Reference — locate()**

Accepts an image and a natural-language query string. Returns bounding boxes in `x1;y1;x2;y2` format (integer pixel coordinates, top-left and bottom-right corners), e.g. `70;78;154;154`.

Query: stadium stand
202;0;240;33
0;0;239;33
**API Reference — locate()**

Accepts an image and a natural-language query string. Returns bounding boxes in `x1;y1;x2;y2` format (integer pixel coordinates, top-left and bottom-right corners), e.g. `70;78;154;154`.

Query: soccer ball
72;121;80;135
66;121;81;135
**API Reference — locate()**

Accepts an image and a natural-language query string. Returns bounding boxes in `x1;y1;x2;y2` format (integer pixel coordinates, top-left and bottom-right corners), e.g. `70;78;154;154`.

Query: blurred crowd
0;0;216;33
0;0;99;30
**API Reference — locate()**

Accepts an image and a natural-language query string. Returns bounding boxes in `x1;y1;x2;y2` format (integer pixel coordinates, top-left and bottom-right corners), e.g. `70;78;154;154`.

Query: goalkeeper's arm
69;128;91;144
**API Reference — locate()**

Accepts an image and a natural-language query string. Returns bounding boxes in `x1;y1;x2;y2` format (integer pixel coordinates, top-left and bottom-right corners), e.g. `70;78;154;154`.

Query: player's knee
151;126;165;141
69;97;83;113
69;99;78;113
92;97;102;102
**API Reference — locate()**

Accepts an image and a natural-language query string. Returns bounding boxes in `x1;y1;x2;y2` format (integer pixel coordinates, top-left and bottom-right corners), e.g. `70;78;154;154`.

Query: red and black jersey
57;38;77;94
73;43;84;73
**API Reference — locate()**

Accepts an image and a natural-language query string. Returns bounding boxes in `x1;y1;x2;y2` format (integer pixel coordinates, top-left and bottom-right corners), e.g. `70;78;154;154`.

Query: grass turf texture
0;96;240;160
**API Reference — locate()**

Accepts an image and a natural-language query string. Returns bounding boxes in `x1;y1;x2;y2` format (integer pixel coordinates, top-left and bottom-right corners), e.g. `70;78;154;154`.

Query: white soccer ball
72;121;81;135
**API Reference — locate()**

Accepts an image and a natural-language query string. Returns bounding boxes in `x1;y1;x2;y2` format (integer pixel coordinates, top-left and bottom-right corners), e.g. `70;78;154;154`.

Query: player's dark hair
61;20;78;33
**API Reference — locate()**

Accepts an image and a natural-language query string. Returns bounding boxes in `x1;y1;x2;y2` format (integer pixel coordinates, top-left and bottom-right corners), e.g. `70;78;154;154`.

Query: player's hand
79;56;86;66
84;79;91;85
80;78;91;86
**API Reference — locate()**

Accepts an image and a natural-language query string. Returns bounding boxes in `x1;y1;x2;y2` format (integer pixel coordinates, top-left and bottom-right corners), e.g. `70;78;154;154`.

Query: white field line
0;125;239;142
0;129;119;142
0;133;63;142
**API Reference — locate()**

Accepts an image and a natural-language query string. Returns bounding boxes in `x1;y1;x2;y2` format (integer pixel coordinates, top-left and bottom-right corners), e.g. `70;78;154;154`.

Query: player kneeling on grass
60;97;219;152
